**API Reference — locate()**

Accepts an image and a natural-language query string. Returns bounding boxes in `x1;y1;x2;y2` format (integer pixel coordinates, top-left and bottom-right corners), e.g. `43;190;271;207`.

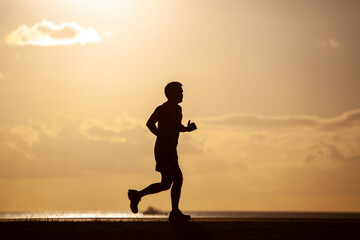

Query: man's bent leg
139;172;172;197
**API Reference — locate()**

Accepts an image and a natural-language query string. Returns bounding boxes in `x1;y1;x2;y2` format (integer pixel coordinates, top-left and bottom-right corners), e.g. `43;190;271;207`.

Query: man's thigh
160;163;182;182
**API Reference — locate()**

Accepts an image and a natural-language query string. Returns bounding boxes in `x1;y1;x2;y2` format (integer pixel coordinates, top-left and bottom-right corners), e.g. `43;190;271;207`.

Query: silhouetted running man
128;82;197;222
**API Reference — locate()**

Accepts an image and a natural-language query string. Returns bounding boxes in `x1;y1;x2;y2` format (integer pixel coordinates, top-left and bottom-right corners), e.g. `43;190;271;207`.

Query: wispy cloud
328;38;341;48
2;109;360;179
6;20;101;46
201;109;360;130
0;114;151;178
319;37;342;48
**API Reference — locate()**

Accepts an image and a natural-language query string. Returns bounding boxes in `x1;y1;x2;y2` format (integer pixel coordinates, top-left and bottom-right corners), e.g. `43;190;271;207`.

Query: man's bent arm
147;121;159;136
179;120;197;132
179;124;188;132
146;109;159;136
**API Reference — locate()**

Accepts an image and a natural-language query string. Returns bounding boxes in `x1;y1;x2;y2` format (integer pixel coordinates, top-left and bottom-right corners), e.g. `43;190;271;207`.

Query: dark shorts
155;151;180;174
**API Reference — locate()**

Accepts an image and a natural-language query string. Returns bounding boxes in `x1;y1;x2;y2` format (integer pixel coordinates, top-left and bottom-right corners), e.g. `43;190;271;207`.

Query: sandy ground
1;218;360;240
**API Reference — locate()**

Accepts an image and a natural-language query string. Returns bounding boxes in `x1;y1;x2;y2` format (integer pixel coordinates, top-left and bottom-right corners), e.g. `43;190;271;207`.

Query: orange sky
1;0;360;212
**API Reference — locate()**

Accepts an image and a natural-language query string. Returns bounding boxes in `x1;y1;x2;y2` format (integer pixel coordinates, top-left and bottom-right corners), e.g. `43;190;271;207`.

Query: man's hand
187;120;197;132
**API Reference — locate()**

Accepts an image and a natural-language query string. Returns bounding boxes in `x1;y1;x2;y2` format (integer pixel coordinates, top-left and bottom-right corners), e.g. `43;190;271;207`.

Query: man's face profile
173;86;183;104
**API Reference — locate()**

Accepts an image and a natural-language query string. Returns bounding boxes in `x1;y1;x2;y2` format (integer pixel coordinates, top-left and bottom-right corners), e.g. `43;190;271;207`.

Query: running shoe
168;209;191;222
128;189;141;214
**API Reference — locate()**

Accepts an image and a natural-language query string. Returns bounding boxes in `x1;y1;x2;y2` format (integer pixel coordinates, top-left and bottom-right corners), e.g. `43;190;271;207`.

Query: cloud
328;38;341;48
202;114;319;128
0;115;153;178
6;20;101;46
10;125;41;146
1;110;360;211
79;115;143;143
191;110;360;202
191;109;360;176
201;109;360;130
2;110;359;179
319;37;342;48
0;72;3;79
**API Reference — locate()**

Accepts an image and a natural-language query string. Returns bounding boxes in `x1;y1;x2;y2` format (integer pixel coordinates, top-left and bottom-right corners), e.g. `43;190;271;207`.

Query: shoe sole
169;218;191;222
168;216;191;222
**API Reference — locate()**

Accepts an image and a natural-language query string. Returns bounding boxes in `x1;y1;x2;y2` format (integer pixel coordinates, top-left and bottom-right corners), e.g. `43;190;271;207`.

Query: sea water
1;211;359;220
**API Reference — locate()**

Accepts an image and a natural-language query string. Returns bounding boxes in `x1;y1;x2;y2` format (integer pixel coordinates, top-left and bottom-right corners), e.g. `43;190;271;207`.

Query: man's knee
173;174;183;185
160;180;172;190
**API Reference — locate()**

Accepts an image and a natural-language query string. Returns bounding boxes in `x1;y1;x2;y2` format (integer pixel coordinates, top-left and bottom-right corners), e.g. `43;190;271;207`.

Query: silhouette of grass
1;218;359;240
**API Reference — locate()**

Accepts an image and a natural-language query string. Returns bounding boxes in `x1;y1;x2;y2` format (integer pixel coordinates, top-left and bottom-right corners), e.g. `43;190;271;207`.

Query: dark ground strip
1;218;360;240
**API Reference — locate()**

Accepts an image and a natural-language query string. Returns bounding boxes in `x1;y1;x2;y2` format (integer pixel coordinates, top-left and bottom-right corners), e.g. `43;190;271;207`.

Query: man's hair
164;81;182;99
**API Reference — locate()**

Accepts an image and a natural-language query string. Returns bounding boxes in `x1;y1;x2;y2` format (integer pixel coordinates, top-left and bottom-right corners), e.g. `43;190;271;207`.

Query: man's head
165;81;183;103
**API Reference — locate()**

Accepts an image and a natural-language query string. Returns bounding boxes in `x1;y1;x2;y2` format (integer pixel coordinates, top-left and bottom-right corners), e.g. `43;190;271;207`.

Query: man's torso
155;102;182;153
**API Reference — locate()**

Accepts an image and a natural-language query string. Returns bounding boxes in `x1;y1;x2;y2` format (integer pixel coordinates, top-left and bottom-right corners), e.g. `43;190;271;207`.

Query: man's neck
167;100;179;106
